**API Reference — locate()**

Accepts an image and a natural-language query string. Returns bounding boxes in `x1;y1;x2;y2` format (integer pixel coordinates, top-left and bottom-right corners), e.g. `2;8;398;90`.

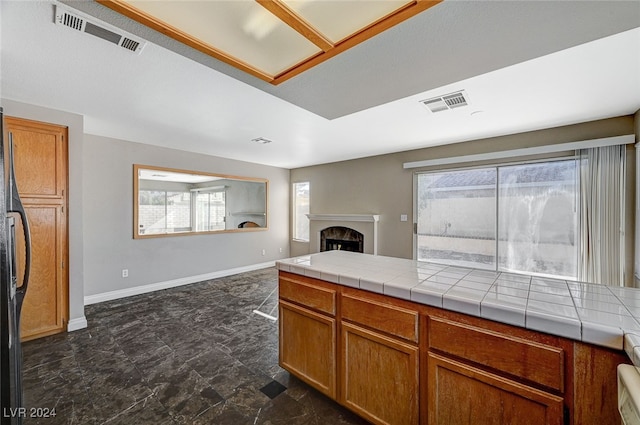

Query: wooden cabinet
340;293;419;425
427;353;564;425
279;300;336;398
277;270;624;425
427;316;565;392
278;273;337;398
279;274;336;316
426;315;570;425
342;292;418;343
5;116;69;341
573;341;630;425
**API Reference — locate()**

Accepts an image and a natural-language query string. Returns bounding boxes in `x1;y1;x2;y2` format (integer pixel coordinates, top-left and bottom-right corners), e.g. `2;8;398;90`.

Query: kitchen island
276;250;637;425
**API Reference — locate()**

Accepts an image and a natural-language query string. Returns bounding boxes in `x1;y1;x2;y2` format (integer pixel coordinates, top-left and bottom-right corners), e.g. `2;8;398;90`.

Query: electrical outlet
122;269;128;278
261;249;266;256
279;247;283;253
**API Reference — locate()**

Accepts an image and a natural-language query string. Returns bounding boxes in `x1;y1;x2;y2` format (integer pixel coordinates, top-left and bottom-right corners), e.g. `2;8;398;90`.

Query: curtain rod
403;134;635;169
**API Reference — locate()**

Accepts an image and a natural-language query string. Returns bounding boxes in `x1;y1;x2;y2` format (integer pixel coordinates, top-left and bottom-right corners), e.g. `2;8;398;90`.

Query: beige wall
291;115;636;285
82;134;290;298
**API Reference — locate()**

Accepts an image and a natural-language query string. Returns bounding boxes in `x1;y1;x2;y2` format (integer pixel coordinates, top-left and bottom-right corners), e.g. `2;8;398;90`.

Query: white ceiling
1;1;639;169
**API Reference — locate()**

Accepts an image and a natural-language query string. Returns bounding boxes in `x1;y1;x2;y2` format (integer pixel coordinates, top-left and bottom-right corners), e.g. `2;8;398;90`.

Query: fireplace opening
320;226;363;253
325;239;361;252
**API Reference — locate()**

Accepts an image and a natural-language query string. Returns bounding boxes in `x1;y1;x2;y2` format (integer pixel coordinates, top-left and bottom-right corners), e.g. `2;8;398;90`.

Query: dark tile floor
21;268;369;425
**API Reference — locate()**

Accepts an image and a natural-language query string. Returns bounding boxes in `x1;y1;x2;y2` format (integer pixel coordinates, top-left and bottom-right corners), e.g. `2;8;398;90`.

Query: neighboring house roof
424;161;576;191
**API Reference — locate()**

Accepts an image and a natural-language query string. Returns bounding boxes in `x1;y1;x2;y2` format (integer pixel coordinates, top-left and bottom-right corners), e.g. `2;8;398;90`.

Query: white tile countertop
276;250;640;365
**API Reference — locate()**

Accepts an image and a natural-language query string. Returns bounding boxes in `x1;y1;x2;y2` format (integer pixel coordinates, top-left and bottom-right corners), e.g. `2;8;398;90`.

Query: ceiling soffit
97;0;442;84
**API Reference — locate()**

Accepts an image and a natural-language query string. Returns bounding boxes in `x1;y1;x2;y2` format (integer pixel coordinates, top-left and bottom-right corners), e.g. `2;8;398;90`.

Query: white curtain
578;144;626;285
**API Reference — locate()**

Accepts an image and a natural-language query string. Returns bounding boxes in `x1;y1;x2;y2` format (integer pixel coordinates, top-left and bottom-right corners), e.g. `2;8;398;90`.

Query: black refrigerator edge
0;107;32;425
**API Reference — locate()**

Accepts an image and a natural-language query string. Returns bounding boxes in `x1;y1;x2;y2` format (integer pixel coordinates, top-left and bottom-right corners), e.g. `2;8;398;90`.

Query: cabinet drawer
342;293;418;343
428;317;564;392
279;275;336;316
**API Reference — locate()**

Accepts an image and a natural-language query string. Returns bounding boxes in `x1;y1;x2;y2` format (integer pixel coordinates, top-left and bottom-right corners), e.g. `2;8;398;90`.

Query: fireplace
321;226;364;253
306;214;379;255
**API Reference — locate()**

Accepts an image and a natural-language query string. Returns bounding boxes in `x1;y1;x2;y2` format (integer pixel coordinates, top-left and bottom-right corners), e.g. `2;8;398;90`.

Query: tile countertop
276;250;640;366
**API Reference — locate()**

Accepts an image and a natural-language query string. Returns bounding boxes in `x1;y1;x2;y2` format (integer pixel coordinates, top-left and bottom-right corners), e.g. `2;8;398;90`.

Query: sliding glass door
416;168;497;270
416;159;578;279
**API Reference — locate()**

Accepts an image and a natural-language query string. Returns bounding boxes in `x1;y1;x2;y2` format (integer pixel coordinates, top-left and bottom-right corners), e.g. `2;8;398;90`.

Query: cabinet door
341;322;419;425
279;300;336;398
17;205;66;339
6;117;69;341
427;353;564;425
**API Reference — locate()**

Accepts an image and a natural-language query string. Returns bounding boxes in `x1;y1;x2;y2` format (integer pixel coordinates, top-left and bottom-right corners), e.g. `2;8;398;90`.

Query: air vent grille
121;38;141;52
61;12;84;31
55;5;146;54
420;90;469;113
443;93;467;108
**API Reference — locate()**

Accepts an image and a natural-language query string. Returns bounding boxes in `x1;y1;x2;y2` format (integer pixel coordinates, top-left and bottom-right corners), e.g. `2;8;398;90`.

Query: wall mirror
134;164;268;238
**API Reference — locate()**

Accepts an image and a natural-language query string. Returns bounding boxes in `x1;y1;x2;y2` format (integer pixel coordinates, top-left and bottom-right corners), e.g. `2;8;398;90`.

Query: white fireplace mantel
306;214;379;255
306;214;380;223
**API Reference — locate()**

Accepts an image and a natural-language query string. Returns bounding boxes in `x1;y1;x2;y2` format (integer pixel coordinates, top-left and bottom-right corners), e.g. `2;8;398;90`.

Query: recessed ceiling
1;1;639;170
97;0;441;84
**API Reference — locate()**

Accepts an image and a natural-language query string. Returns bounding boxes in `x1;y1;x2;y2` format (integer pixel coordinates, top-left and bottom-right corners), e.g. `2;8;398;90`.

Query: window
416;159;578;279
138;190;192;234
195;191;226;231
293;182;310;241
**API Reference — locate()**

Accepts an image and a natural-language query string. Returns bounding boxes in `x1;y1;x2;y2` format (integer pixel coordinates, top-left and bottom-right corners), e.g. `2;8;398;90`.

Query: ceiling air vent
55;5;146;54
420;90;469;113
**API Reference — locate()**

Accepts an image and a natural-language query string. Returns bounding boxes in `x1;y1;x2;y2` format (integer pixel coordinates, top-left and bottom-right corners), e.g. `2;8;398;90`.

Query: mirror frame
133;164;268;239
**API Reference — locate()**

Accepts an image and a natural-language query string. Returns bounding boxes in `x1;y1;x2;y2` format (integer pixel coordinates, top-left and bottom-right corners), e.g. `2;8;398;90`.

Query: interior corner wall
82;134;290;298
290;115;636;285
1;99;85;324
634;108;640;287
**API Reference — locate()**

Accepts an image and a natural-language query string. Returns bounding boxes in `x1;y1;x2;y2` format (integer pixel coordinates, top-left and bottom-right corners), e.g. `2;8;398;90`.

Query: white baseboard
67;316;88;332
84;261;276;305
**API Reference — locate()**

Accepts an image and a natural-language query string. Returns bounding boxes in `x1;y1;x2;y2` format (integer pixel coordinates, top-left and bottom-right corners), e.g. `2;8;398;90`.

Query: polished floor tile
21;268;368;425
